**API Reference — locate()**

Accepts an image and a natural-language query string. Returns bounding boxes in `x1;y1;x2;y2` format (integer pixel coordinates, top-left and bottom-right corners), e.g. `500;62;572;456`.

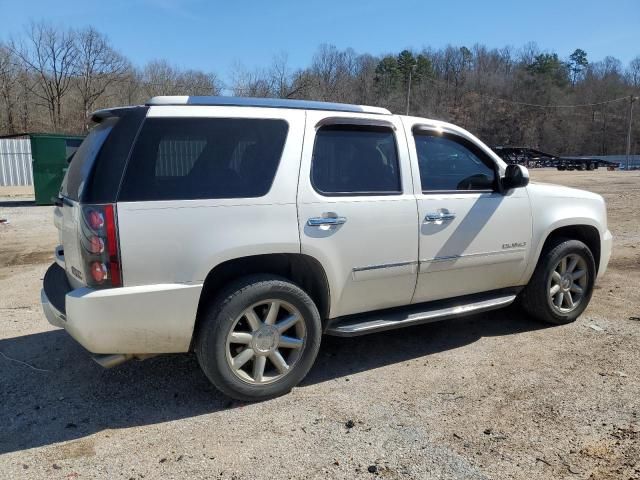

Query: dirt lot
1;171;639;480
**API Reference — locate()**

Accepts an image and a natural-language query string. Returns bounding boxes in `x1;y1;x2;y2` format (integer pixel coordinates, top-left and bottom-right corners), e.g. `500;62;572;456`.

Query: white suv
41;96;613;401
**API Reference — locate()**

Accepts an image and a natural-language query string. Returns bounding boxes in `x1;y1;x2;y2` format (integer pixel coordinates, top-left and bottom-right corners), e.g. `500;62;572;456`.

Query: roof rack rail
146;96;391;115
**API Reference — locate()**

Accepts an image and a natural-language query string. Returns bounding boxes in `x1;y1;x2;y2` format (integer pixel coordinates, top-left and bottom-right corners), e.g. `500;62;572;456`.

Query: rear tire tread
195;274;321;402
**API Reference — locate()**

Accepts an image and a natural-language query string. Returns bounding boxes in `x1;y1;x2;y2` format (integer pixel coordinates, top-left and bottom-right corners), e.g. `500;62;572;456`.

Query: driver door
404;121;532;304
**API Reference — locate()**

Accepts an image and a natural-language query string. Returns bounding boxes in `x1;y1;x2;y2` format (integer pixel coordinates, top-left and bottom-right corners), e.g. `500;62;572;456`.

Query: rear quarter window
118;118;289;201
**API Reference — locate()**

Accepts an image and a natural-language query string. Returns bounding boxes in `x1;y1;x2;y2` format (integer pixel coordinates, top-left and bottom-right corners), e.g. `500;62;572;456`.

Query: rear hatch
55;118;118;288
53;106;148;290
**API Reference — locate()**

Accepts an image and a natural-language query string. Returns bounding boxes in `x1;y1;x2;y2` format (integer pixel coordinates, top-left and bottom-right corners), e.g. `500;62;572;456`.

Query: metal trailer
492;146;620;171
491;146;559;168
554;156;619;171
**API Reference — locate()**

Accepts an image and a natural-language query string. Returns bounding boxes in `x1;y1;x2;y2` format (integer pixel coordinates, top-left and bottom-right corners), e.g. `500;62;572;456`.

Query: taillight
103;205;121;286
88;235;104;254
86;209;104;230
80;204;122;288
90;261;108;283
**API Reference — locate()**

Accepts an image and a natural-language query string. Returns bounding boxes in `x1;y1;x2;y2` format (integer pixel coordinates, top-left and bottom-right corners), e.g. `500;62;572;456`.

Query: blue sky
2;0;639;87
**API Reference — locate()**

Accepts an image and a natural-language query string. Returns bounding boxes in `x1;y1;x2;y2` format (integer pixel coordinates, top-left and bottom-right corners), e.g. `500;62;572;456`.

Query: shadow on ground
0;200;36;208
0;306;546;454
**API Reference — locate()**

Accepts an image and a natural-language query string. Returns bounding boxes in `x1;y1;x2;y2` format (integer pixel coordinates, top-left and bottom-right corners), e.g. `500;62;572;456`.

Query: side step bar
325;293;517;337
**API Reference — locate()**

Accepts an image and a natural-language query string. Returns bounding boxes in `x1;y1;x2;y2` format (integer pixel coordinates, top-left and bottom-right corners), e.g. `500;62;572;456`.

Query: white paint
44;103;613;355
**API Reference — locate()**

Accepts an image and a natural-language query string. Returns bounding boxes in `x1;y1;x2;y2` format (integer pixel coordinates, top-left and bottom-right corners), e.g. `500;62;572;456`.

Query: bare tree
75;27;129;129
178;69;221;96
11;22;78;130
269;53;295;98
142;60;180;97
627;56;640;88
112;67;144;106
1;20;638;156
230;62;273;97
308;44;358;102
0;43;20;133
142;60;221;98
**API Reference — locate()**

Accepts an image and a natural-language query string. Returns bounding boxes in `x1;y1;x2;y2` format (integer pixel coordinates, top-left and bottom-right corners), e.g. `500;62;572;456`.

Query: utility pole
626;95;637;170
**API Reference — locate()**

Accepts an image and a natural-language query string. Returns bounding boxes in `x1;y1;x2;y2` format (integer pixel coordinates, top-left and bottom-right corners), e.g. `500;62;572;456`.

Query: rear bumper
41;263;202;354
41;288;67;328
41;260;70;327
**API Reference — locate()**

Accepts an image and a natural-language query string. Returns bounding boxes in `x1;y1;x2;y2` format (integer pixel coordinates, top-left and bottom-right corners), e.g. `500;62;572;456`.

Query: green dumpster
30;133;84;205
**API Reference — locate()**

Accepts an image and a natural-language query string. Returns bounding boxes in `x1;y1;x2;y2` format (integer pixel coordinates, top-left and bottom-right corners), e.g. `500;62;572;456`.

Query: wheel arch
191;253;331;349
538;224;601;274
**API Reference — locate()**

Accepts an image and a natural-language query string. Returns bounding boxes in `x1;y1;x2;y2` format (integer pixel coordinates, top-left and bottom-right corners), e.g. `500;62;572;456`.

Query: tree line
1;21;639;155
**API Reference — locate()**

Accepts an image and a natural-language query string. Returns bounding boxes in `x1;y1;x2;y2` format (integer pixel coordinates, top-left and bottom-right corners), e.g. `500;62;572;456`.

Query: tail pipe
92;353;156;368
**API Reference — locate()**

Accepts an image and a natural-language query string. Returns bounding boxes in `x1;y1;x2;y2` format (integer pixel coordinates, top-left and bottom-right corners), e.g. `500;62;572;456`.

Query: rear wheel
520;239;595;325
195;275;321;401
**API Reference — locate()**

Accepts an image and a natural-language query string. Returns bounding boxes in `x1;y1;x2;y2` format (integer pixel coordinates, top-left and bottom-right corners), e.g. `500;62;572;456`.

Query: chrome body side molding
351;261;418;281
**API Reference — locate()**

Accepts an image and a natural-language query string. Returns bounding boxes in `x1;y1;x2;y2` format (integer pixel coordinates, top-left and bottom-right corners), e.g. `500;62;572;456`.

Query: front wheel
520;239;596;325
195;275;322;401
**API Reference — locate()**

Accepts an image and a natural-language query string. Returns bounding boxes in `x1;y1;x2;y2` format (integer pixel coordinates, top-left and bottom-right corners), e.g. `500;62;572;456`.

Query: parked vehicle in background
41;96;613;401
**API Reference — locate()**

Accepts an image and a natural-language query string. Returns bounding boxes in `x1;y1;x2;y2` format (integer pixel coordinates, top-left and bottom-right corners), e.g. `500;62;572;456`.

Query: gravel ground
0;171;638;480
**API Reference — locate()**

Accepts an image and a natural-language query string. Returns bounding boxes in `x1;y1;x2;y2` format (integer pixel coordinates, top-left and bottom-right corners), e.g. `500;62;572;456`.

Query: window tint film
118;118;288;201
311;125;401;195
414;134;495;191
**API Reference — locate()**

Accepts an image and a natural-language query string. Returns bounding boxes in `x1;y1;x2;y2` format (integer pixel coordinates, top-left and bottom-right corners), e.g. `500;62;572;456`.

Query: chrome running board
325;293;517;337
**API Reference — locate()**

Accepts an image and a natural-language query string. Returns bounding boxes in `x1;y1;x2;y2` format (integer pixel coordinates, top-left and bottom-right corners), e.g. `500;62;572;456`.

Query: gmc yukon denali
41;96;613;401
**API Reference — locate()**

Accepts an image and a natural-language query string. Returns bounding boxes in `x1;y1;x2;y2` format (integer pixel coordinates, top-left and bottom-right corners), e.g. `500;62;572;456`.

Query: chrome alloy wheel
225;300;306;385
547;253;588;314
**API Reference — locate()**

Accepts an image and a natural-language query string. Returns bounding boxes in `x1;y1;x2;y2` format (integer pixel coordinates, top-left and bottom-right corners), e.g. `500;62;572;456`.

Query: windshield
60;117;118;200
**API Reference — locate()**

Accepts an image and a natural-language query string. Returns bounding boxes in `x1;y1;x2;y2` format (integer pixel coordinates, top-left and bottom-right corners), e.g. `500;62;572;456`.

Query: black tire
519;238;596;325
195;274;322;401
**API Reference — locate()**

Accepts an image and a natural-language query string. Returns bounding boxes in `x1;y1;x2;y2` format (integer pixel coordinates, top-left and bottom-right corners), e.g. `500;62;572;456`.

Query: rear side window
414;133;496;192
60;117;117;200
118;118;288;201
311;125;401;195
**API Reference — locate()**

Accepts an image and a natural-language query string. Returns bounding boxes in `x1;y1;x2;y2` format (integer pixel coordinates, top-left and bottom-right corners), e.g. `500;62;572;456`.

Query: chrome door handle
307;216;347;226
424;212;456;222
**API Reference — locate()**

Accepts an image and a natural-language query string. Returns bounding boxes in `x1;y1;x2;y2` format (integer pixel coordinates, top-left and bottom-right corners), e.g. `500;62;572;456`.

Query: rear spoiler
90;106;146;123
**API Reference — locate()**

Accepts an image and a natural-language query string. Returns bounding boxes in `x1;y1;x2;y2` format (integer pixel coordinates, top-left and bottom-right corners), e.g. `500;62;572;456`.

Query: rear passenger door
297;112;419;318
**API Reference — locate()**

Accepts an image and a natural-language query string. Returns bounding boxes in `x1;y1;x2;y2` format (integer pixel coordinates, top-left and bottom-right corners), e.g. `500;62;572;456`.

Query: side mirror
502;164;529;191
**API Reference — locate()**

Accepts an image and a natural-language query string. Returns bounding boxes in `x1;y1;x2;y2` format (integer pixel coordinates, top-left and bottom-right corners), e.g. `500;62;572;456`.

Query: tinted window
414;134;496;191
119;118;288;201
60;117;117;200
312;125;401;195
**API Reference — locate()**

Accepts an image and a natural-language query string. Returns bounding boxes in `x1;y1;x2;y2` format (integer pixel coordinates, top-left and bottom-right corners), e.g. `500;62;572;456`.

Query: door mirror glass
502;164;529;191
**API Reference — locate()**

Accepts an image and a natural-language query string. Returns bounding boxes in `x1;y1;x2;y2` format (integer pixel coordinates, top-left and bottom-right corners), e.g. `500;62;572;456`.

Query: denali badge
502;242;527;249
71;266;83;280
